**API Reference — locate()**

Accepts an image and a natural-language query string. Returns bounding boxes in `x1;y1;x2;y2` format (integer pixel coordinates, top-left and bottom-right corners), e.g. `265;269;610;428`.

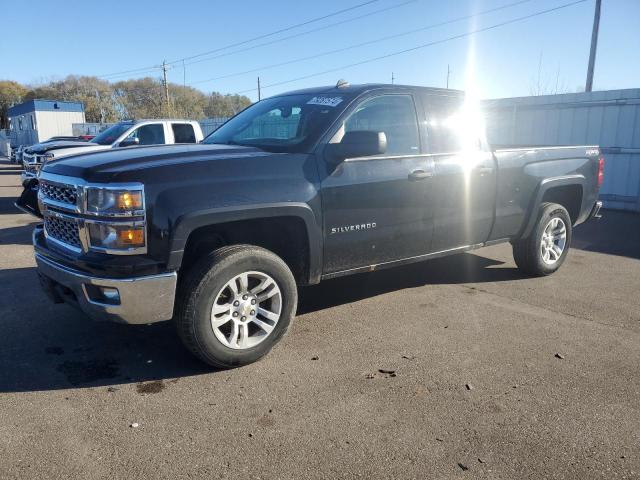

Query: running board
321;239;511;280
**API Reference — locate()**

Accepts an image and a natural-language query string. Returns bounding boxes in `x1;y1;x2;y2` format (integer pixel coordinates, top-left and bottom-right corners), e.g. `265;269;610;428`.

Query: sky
1;0;639;102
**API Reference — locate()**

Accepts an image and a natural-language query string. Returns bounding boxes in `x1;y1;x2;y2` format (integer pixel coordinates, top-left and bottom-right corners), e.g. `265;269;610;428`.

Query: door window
172;123;196;143
339;95;420;155
126;124;166;145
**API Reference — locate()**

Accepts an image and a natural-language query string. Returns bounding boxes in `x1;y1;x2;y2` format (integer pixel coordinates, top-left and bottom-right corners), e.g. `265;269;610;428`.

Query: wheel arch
519;175;585;240
168;203;322;285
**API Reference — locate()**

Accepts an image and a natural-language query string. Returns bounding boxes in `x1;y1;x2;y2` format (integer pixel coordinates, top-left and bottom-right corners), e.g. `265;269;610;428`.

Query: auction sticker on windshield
307;96;343;107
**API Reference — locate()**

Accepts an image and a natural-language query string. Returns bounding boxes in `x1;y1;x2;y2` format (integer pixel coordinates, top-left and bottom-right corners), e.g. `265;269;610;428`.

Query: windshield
91;123;133;145
203;93;351;153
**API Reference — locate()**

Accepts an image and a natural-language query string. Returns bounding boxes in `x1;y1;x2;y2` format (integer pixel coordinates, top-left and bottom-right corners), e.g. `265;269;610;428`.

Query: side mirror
327;130;387;163
119;137;140;148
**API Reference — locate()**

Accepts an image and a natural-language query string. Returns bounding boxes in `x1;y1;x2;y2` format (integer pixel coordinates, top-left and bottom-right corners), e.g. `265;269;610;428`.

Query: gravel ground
0;159;638;479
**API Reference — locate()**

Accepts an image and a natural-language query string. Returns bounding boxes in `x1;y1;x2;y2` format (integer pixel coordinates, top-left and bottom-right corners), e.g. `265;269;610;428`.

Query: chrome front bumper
35;253;177;325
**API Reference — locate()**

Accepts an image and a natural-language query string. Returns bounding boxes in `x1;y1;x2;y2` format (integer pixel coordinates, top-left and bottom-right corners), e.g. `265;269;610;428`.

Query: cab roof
275;83;464;98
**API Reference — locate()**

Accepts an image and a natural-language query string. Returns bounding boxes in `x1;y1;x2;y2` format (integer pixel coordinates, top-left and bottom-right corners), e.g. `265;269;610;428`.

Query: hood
26;140;98;154
42;143;270;183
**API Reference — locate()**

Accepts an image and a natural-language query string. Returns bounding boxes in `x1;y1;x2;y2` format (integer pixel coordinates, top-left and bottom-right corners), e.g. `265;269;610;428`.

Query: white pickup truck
17;119;204;217
21;119;204;185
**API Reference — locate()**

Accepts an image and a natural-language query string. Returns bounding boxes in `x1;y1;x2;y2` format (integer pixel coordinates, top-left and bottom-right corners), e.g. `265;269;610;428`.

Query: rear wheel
175;245;297;368
512;202;572;276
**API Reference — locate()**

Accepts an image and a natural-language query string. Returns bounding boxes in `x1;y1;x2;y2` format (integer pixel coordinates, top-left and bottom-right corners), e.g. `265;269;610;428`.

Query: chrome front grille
22;153;40;176
40;181;78;206
44;215;81;249
24;162;39;175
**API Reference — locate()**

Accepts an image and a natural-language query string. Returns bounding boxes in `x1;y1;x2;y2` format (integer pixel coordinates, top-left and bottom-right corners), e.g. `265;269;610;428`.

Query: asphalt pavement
0;159;638;479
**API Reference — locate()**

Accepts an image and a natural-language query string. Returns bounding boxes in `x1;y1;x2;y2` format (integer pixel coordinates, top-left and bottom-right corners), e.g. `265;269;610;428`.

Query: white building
7;99;86;147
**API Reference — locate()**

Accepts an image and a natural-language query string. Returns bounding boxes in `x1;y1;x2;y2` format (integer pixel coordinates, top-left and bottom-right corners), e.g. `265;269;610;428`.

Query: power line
190;0;535;85
181;0;419;68
167;0;381;65
96;0;380;79
234;0;588;95
98;65;163;80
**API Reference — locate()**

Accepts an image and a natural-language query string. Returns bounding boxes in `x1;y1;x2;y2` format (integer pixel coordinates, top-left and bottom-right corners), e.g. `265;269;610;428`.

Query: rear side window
342;95;420;155
172;123;197;143
423;94;484;153
127;124;166;145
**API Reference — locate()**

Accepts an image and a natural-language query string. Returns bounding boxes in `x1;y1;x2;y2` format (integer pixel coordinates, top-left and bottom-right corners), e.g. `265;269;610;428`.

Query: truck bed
489;144;601;241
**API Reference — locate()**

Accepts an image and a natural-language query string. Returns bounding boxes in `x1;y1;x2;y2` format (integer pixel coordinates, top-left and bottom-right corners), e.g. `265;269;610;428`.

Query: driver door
320;94;435;274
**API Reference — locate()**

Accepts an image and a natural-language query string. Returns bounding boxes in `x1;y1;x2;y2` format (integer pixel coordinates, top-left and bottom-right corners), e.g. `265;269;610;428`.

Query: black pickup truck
32;82;604;368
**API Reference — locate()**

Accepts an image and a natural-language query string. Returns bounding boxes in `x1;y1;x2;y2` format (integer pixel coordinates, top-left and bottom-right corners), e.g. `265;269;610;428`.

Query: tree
204;92;252;118
169;84;208;119
25;75;119;122
1;76;250;127
113;78;166;119
0;80;28;129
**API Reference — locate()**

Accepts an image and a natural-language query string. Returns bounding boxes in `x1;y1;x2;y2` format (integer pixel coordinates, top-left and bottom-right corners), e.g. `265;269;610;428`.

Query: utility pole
95;90;104;124
446;64;450;89
257;76;261;101
183;59;186;88
391;72;395;84
585;0;601;92
162;60;171;115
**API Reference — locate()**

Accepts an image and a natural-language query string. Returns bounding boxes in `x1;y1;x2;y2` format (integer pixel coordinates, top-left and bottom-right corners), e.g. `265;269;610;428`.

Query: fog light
100;287;120;302
85;285;121;305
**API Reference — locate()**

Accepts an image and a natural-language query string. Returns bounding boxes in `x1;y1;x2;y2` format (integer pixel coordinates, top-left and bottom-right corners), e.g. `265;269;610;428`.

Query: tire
175;245;297;368
512;202;572;276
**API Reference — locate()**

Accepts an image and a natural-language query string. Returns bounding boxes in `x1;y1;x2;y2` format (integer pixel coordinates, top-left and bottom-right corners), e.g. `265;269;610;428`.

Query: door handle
408;169;433;181
477;166;494;176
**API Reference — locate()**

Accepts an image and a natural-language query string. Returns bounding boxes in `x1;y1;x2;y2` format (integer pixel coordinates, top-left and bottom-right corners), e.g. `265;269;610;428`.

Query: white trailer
7;100;86;147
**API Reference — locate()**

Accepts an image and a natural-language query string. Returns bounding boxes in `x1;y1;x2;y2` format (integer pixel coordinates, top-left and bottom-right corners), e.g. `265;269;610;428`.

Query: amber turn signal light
116;191;143;210
117;228;145;246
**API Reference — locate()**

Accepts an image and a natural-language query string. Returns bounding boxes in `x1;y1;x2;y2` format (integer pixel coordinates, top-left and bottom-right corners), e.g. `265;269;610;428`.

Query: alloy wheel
540;217;567;265
210;271;282;349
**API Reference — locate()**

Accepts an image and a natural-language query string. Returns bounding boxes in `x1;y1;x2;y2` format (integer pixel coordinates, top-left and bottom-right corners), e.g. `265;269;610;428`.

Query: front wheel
512;202;572;276
175;245;297;368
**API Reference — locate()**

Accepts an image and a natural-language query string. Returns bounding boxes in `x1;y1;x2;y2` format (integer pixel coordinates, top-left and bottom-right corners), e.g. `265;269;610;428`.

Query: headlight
86;187;144;216
84;185;146;253
87;222;146;251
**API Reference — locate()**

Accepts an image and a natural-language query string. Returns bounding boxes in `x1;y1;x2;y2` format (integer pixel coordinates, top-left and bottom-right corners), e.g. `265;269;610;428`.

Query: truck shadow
0;266;211;393
0;196;18;214
299;253;522;314
571;210;640;260
0;252;521;393
0;223;39;245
